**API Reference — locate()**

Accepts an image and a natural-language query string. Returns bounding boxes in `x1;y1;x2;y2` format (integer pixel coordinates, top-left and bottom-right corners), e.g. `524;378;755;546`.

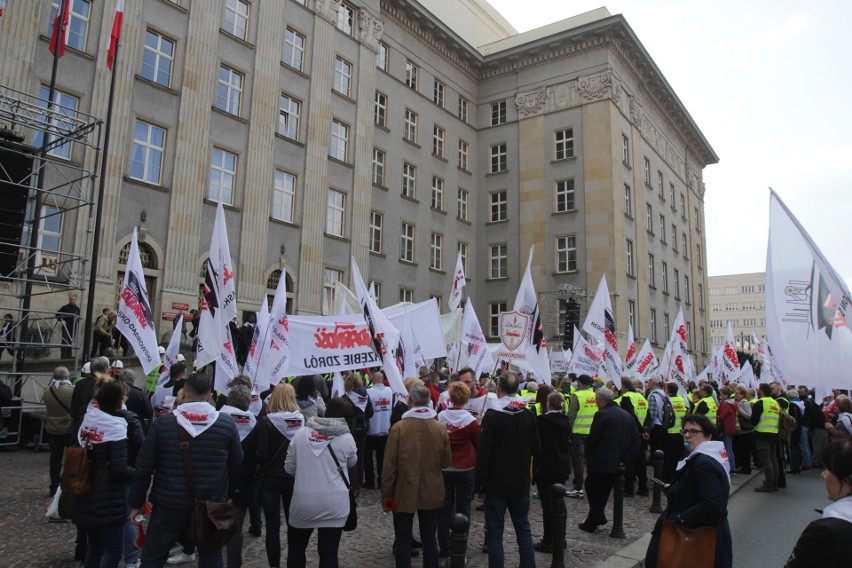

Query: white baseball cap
112;360;124;369
81;362;91;374
158;346;166;355
176;354;186;362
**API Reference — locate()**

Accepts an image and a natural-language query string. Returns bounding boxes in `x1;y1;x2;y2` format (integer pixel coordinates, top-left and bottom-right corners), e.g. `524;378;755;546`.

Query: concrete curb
591;469;762;568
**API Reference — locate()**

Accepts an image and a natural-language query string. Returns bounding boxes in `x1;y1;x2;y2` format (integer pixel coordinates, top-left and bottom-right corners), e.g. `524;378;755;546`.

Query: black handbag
328;445;357;531
177;424;238;548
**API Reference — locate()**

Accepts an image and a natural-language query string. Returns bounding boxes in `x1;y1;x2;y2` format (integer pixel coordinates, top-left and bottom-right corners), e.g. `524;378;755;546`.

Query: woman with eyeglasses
784;438;852;567
644;413;732;568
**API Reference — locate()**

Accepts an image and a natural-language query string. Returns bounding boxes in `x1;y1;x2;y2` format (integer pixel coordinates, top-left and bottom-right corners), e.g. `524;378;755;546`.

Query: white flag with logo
766;190;852;388
448;252;466;311
159;315;182;386
718;322;741;385
566;328;604;377
624;323;637;373
459;299;494;380
115;229;160;374
633;339;659;380
256;268;291;392
582;275;622;388
243;297;270;386
399;307;425;379
740;360;758;389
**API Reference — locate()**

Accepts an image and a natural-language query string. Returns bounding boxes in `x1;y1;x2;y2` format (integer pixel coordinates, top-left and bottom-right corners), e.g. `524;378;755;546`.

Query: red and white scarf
305;426;336;457
402;406;437;420
175;401;219;438
490;395;532;414
267;411;304;441
78;407;126;446
347;391;369;411
438;408;475;432
220;405;257;441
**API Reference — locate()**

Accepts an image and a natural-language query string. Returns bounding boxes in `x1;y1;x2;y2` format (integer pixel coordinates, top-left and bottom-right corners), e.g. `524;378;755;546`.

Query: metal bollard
550;484;567;568
610;463;626;539
649;449;665;514
449;513;470;568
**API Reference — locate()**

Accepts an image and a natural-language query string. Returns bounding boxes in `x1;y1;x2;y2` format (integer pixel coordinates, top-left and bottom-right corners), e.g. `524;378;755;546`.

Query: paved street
0;445;665;567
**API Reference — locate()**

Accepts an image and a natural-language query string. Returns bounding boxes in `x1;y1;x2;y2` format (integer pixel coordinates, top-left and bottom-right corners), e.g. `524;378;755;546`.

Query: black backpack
655;392;676;430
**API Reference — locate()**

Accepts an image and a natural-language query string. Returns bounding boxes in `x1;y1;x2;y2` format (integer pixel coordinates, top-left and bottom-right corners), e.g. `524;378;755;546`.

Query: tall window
372;148;385;186
624;184;633;217
405;61;418;89
374;91;387;127
403;109;417;143
650;309;657;343
628;300;636;331
621;134;630;165
400;222;414;262
556;236;577;273
323;268;342;315
283;28;305;71
626;239;635;276
430;177;444;211
216;65;243;116
662;261;669;293
645;203;653;233
326;189;345;237
369;211;383;254
680;193;686;217
682;232;689;258
648;253;656;287
336;3;354;35
664;313;670;338
272;170;295;223
695;206;702;231
433;80;445;107
377;41;389;71
458;140;469;171
400;288;414;303
278;94;300;140
130;120;165;185
223;0;249;40
658;170;664;198
684;275;691;304
669;182;676;206
141;30;174;87
490;143;507;173
643;157;651;186
432;125;445;157
674;269;681;300
555;129;574;160
672;226;678;252
49;0;90;52
430;233;443;270
457;242;469;274
491;101;506;126
333;57;352;97
329;119;349;161
697;243;703;268
34;87;79;159
209;148;237;205
490;191;507;222
698;284;705;310
402;162;416;198
489;302;507;337
457;188;469;221
555;179;575;212
490;244;507;278
659;214;666;243
458;97;469;123
24;204;64;275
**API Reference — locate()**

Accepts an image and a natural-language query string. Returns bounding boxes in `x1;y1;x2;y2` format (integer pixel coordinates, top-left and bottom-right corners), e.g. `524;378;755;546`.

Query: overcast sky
487;0;852;284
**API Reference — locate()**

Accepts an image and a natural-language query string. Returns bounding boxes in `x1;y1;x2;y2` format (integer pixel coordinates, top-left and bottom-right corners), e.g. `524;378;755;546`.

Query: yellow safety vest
668;395;688;434
617;391;649;424
699;396;718;425
572;388;598;435
755;397;780;434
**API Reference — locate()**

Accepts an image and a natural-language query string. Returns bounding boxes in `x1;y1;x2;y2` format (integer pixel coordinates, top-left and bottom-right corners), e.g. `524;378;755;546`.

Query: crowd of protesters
39;347;852;568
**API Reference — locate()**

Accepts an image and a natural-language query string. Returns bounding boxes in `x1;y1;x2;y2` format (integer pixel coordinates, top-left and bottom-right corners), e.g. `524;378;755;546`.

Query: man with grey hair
579;387;640;532
644;374;669;472
43;366;73;496
382;384;451;568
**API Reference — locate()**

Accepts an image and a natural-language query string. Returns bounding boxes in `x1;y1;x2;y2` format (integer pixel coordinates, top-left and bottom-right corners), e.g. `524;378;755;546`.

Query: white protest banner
448;252;466;311
115;229;160;374
242;298;269;385
385;299;447;360
583;275;622;388
719;322;741;385
550;349;567;374
255;268;291;392
567;328;603;376
286;313;383;375
633;339;659;380
459;299;493;379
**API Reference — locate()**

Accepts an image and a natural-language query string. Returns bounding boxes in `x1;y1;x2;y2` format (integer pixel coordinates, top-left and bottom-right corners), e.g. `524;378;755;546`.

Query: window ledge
401;195;419;204
551;156;577;164
457;166;471;176
327;156;354;169
623;162;632;170
332;90;357;104
456;218;471;225
486;170;508;177
211;106;248;124
269;217;300;228
203;199;240;212
429;267;446;275
399;260;418;267
432;153;448;163
486;276;509;282
372;183;389;191
552;210;577;216
280;62;310;79
369;251;386;258
554;270;578;276
123;176;169;193
430;208;447;216
38;35;93;61
219;28;255;50
649;285;657;291
159;0;188;12
486;219;509;226
134;75;180;96
403;138;421;149
274;133;305;147
375;124;391;133
324;233;350;243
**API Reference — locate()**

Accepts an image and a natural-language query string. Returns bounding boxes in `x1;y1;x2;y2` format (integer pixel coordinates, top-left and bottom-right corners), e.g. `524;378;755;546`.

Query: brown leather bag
657;518;716;568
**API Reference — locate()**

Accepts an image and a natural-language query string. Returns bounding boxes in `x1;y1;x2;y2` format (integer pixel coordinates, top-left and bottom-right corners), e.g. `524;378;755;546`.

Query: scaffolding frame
540;283;591;345
0;85;101;445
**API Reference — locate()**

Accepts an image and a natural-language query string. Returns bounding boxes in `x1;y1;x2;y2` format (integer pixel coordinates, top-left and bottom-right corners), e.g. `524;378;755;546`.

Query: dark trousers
364;434;387;487
350;433;367;493
287;526;342;568
249;482;262;530
91;333;111;357
48;433;65;495
583;472;615;527
140;505;223;568
438;469;474;557
569;435;587;490
85;523;124;568
260;475;294;568
624;438;648;495
393;509;440;568
535;477;567;546
649;426;668;476
663;434;684;483
732;432;754;474
225;504;248;568
756;437;779;486
483;494;534;568
777;440;788;486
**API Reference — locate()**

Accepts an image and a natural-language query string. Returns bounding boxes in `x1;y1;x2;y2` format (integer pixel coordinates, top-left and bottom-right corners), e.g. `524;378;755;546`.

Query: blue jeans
140;505;223;568
484;494;535;568
800;425;812;467
85;524;124;568
393;509;440;568
438;470;474;557
123;486;139;565
721;432;736;472
260;475;294;568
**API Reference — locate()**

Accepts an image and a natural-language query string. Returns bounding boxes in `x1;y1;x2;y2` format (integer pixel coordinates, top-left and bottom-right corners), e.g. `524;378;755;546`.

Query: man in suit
580;387;641;532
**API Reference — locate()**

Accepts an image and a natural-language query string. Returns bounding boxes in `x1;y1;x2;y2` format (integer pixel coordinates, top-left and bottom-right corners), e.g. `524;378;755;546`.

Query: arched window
119;241;158;269
266;269;295;313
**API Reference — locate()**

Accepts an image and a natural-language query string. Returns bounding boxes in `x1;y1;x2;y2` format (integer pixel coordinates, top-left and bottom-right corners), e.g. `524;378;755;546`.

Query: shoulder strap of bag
49;386;71;413
256;433;290;480
327;444;350;490
176;422;198;501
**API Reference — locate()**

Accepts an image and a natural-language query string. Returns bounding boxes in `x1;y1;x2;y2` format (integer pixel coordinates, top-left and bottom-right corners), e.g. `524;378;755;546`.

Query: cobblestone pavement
0;447;662;567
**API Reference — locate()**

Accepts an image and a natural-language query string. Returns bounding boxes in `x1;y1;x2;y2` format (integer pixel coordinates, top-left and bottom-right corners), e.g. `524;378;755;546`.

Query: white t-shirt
367;384;392;436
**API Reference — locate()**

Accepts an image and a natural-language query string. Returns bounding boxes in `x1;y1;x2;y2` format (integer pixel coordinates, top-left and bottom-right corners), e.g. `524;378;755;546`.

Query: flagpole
13;0;70;395
83;36;120;359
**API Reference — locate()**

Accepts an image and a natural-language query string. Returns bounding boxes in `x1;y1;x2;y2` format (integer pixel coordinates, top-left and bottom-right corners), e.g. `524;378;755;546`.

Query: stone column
517;112;546;282
0;1;39;88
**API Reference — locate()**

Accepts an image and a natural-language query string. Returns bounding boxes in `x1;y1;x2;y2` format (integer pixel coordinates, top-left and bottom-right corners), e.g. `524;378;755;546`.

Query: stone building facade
708;272;766;355
0;0;716;361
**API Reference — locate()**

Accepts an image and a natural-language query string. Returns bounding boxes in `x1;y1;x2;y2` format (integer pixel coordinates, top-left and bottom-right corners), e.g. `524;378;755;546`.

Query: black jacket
121;409;146;467
69;374;97;432
534;411;572;481
255;415;294;478
125;386;153;429
130;411;243;510
475;405;540;497
585;402;640;474
228;425;259;506
645;453;732;568
785;515;852;567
